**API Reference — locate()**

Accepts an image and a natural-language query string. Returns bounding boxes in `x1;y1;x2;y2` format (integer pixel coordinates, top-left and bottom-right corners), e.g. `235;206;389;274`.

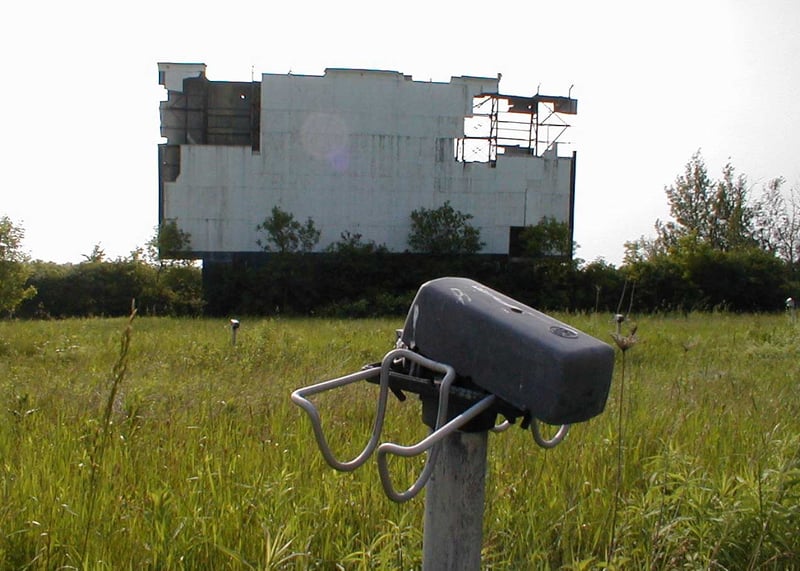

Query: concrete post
422;429;488;571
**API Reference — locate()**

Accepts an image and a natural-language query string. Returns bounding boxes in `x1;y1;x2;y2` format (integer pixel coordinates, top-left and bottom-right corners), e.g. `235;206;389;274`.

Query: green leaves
519;216;574;259
656;150;758;254
149;219;193;263
256;206;320;253
407;201;484;254
0;215;36;316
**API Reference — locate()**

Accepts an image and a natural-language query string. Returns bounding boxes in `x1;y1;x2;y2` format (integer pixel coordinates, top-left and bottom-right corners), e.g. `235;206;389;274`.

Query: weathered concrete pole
422;429;488;571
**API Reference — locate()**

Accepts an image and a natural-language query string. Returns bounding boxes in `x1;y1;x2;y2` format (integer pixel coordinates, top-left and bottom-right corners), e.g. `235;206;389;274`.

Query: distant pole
230;319;240;345
422;429;488;571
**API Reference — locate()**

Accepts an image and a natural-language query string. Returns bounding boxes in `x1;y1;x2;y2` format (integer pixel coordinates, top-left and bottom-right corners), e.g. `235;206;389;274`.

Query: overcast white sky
2;0;799;266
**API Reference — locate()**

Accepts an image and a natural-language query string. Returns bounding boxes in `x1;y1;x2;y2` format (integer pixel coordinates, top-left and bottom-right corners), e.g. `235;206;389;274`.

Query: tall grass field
0;311;798;569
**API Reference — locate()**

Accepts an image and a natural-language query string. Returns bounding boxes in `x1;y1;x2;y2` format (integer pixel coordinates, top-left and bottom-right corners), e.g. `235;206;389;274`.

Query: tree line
2;150;798;318
623;150;799;311
0;220;204;319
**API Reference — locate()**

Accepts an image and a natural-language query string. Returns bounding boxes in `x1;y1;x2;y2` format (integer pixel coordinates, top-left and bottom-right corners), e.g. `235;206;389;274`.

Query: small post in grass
230;319;240;345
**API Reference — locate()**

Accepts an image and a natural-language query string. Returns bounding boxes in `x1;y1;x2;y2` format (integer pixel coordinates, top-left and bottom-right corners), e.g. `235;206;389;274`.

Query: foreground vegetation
1;312;798;569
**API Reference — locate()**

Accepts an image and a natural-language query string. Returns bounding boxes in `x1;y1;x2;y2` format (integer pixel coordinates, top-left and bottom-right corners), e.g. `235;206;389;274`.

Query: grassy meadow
0;311;798;569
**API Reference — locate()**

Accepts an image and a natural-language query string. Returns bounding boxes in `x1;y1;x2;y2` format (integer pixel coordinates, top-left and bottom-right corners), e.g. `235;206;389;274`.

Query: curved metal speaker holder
291;348;462;500
291;347;572;502
490;420;511;433
377;393;497;502
531;420;570;448
290;365;388;472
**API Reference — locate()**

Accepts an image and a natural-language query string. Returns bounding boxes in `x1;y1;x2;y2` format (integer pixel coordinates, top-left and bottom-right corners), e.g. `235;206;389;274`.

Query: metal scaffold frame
456;91;577;163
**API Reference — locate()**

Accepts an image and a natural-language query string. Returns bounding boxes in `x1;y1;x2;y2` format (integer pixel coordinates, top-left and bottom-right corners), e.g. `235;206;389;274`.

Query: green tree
143;221;201;314
148;219;193;265
623;234;666;265
656;150;755;252
82;243;106;263
619;153;796;311
518;216;574;259
325;231;387;255
622;249;699;311
577;258;625;313
0;216;36;316
256;206;320;253
753;177;800;267
714;162;755;250
407;201;484;254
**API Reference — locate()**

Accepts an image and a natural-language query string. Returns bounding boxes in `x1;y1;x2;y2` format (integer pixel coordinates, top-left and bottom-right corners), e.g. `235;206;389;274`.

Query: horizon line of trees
2;150;799;318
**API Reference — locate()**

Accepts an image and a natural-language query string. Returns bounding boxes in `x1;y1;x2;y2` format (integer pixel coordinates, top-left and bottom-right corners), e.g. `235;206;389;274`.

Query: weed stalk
80;301;137;568
608;323;637;563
